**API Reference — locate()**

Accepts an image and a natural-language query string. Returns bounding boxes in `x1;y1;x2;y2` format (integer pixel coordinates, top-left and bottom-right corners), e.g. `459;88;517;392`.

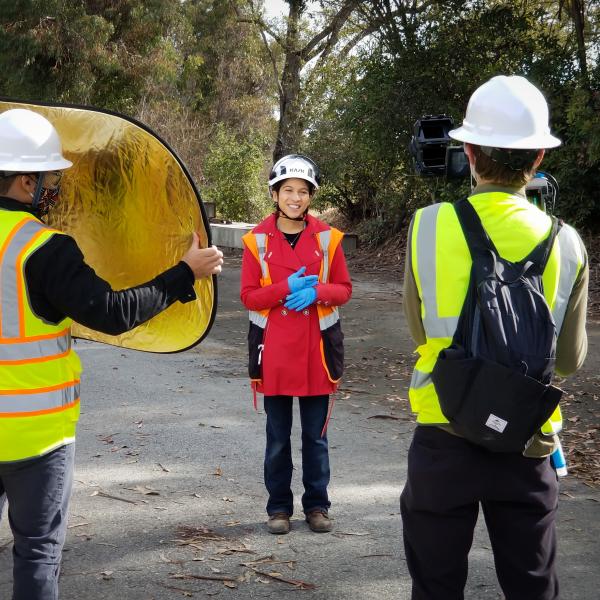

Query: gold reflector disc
0;99;215;353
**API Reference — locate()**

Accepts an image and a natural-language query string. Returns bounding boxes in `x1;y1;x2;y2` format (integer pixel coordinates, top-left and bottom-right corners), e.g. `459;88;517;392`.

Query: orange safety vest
242;226;345;384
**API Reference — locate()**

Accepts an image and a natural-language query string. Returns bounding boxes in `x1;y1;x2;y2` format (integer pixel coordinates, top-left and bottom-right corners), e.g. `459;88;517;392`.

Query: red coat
240;214;352;396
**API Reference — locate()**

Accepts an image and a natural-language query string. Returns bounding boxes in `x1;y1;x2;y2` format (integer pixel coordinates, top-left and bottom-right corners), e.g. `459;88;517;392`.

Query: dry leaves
90;490;138;505
175;525;227;544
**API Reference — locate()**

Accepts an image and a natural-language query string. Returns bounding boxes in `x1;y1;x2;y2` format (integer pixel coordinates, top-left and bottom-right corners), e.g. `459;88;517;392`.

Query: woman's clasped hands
286;266;318;311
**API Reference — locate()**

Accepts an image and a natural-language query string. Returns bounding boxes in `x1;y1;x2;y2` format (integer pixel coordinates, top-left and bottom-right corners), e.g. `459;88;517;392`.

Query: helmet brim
448;126;561;149
268;172;319;189
0;157;73;172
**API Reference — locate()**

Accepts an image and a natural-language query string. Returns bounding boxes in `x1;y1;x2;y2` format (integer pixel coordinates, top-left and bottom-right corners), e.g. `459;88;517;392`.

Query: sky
264;0;288;18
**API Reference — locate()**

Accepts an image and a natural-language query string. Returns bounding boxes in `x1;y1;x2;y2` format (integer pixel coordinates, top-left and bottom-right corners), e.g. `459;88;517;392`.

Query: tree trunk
275;51;303;161
273;0;304;161
570;0;589;87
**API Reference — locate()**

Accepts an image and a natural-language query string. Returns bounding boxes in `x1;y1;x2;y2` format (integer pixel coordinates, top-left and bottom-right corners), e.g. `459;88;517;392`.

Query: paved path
1;258;598;599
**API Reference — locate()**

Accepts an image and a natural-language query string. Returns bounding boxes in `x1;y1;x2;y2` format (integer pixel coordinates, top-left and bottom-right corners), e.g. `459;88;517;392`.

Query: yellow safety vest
408;193;584;436
0;210;81;462
242;226;345;383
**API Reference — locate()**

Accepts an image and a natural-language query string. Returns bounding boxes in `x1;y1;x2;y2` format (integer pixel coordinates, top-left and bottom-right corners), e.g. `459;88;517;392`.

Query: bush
202;125;270;222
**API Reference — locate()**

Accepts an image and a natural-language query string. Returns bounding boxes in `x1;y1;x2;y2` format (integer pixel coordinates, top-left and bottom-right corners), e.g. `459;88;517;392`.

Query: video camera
408;115;469;179
409;115;558;213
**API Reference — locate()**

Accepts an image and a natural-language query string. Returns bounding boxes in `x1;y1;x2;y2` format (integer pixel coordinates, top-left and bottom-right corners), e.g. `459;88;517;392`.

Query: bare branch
301;0;360;61
230;0;285;47
338;24;378;57
229;0;284;100
237;16;283;45
260;26;284;100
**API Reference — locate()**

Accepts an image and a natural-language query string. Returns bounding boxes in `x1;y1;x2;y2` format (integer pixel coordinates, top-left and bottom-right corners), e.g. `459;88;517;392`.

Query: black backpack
431;199;563;452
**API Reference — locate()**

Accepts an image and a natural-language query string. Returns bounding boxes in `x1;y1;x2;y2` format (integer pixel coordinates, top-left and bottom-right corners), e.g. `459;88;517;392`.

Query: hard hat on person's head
268;154;321;191
0;108;72;174
449;75;561;149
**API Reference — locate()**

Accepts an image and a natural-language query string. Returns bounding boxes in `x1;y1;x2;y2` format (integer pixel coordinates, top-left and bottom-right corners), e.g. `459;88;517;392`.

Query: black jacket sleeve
25;233;197;335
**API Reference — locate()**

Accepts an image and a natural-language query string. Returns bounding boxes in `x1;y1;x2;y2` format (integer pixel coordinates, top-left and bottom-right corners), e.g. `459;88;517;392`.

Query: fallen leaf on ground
170;573;237;583
127;485;160;496
249;568;316;590
90;490;138;505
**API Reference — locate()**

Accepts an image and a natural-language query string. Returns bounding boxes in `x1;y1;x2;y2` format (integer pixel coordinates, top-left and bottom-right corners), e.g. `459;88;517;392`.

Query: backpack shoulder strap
522;217;562;272
453;198;498;259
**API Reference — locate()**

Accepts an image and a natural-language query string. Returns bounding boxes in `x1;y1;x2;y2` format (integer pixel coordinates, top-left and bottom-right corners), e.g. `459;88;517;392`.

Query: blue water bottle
550;439;567;477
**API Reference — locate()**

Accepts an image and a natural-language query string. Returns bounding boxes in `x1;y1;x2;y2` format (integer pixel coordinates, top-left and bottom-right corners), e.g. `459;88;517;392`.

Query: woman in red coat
240;155;352;535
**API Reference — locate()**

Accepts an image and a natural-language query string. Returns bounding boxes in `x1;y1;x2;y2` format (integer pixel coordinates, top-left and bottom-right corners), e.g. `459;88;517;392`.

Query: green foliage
180;0;276;136
0;0;183;112
202;125;270;222
543;85;600;226
306;0;600;240
1;0;598;232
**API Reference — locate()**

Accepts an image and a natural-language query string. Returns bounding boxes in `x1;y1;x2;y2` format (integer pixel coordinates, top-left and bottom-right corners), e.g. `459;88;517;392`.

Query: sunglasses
24;171;63;189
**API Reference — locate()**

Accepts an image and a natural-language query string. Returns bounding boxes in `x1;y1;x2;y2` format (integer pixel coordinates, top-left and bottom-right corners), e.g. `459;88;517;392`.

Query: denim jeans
264;395;331;516
0;443;75;600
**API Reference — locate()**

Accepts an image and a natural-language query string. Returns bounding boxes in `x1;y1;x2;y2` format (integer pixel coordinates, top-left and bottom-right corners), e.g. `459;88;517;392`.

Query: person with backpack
240;155;351;535
401;75;588;599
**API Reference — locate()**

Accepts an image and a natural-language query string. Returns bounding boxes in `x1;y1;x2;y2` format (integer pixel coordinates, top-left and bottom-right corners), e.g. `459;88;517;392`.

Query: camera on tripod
409;115;469;179
408;115;558;213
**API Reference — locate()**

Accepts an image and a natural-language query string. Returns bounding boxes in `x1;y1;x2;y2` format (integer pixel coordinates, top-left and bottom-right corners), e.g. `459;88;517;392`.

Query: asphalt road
1;258;598;599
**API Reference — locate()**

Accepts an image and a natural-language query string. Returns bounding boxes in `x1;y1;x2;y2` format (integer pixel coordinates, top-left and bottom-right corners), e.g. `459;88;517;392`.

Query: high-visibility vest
408;194;584;436
242;226;345;383
0;210;81;462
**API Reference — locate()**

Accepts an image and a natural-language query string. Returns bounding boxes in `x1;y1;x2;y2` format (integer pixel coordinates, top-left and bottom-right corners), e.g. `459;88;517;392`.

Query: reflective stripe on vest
553;225;584;334
0;329;70;363
1;218;46;337
254;233;270;282
414;204;459;339
243;232;271;328
315;229;341;332
409;199;583;433
249;311;268;328
0;211;80;462
0;381;80;415
318;230;332;283
410;368;431;390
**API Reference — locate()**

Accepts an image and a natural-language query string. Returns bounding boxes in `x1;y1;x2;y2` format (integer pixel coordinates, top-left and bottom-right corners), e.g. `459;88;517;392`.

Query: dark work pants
264;395;331;516
400;426;559;600
0;443;75;600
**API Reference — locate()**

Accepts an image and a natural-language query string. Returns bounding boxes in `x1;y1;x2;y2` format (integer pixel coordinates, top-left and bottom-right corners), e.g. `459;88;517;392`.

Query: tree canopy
0;0;598;230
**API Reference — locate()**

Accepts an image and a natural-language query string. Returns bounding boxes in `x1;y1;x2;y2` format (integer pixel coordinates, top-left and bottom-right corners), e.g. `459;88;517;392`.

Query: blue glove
287;266;318;293
285;287;317;311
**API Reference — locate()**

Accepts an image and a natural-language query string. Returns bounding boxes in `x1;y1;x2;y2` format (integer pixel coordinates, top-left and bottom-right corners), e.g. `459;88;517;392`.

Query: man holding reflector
0;107;223;600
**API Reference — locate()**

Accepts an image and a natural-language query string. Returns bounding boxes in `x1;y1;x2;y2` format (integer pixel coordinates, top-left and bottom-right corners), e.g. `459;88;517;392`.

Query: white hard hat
268;154;321;189
449;75;561;149
0;108;72;173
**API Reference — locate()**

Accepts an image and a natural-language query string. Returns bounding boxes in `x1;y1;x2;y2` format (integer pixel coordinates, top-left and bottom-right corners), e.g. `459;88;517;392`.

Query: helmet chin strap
31;173;44;214
276;207;307;222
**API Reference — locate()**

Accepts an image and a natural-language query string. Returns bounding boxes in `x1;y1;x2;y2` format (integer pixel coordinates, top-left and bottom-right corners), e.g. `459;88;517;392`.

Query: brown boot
267;513;290;535
306;509;332;533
